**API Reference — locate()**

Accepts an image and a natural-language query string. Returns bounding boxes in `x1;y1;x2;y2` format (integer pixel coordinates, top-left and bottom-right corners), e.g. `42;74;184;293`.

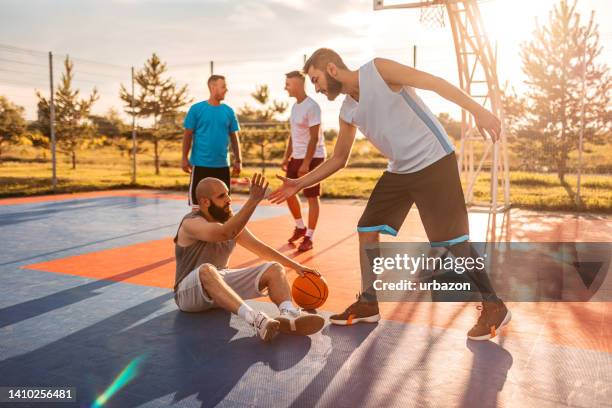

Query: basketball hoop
419;3;446;28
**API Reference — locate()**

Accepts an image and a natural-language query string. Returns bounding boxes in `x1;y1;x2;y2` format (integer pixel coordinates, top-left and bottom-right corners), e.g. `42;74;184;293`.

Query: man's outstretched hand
474;107;502;143
248;173;269;203
268;175;300;204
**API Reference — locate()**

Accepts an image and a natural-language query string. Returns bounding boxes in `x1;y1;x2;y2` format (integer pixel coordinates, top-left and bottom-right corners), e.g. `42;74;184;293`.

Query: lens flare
91;355;146;408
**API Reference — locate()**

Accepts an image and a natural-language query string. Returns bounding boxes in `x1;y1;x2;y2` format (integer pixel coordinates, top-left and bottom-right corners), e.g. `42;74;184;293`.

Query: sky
1;0;611;131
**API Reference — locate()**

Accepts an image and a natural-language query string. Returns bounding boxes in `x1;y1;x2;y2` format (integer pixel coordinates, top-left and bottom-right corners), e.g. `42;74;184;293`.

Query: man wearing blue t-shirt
182;75;242;208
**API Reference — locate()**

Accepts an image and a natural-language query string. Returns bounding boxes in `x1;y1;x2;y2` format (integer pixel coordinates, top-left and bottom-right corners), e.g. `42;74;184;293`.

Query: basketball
292;272;329;309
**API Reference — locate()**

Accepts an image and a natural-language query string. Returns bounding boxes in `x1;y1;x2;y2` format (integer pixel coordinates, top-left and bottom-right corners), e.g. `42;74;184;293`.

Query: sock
279;300;298;313
238;303;256;325
295;219;305;229
306;229;314;238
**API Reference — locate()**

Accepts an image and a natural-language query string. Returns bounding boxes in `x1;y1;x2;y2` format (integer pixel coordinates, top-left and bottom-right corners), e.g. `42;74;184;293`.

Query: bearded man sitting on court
173;173;325;342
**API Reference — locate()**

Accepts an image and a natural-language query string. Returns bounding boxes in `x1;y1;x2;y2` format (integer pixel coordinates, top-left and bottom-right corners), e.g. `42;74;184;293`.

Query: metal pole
48;51;57;191
303;54;307;66
210;60;214;76
413;45;417;68
576;44;586;208
131;66;137;184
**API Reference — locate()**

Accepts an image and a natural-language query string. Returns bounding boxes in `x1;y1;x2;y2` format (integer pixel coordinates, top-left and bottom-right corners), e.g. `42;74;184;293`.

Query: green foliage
35;56;99;169
515;0;611;183
238;84;289;173
0;96;28;163
119;53;191;174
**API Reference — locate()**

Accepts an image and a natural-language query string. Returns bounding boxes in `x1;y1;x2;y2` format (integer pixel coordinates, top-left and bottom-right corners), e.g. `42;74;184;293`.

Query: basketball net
419;4;446;28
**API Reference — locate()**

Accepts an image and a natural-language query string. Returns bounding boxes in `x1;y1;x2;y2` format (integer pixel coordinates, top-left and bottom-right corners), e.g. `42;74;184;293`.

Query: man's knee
198;263;219;285
359;230;380;243
262;262;285;283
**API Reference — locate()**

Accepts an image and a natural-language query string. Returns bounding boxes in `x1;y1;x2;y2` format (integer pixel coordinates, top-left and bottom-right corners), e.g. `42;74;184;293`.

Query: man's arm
298;124;320;177
182;129;193;173
236;228;318;276
373;58;501;141
282;135;292;171
229;132;242;176
269;118;356;203
182;174;268;242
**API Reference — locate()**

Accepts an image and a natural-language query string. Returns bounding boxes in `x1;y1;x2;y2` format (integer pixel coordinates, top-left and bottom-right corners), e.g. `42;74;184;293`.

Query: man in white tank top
281;70;327;252
270;48;511;341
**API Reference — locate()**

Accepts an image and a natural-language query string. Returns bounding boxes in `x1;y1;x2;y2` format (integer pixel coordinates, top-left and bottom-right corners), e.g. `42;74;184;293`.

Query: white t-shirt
340;60;454;173
290;96;326;159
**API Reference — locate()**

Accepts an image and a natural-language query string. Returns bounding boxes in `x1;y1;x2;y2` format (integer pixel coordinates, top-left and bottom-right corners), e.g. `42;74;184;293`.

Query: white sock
238;303;256;325
306;229;314;238
279;300;298;313
295;219;305;229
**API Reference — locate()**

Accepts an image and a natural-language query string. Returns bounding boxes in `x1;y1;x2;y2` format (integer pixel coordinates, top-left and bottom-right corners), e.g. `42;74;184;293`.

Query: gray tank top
173;212;236;291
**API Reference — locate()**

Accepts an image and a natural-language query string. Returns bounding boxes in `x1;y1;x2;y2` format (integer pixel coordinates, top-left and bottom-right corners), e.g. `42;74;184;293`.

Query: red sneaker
288;227;306;243
298;236;313;252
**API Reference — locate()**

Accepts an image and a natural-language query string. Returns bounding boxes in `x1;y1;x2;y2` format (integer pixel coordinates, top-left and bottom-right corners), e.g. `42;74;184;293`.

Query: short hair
303;48;348;73
207;74;225;88
285;70;305;81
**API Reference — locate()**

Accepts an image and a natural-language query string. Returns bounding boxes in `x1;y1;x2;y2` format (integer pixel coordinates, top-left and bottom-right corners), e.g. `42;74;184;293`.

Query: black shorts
188;166;230;208
357;152;469;246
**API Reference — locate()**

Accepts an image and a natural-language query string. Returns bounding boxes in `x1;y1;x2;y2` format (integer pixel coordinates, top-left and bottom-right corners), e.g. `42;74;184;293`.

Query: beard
325;72;343;100
209;202;232;223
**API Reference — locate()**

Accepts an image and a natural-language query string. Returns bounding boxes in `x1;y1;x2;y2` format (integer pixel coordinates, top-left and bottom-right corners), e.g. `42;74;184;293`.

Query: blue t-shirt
184;101;240;167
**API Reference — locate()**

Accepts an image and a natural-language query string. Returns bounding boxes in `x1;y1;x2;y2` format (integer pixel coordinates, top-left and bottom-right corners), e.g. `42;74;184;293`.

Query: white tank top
340;60;454;173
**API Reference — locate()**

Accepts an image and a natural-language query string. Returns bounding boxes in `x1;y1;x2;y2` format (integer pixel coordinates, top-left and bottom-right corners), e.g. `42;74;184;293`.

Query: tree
120;53;191;175
237;85;288;173
36;56;99;169
436;113;462;142
90;109;147;159
0;96;28;163
518;0;610;183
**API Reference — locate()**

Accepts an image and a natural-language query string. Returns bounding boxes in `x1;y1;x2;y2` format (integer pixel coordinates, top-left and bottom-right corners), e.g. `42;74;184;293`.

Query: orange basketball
292;272;329;309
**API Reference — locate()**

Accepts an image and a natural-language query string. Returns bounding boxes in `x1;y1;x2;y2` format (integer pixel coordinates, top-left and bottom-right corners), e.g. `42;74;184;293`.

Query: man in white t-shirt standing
281;70;327;252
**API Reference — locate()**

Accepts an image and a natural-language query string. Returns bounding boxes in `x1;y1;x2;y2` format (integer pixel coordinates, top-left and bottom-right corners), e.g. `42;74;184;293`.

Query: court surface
0;190;610;408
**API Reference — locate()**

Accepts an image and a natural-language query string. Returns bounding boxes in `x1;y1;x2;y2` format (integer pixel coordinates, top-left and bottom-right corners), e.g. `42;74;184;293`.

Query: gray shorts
174;262;275;312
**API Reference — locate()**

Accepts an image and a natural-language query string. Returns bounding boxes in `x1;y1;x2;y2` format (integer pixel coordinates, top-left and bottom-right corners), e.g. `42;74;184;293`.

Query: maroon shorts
286;157;324;197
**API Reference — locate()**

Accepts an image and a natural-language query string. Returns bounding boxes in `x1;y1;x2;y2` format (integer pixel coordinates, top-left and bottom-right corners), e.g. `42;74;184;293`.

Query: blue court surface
0;192;610;408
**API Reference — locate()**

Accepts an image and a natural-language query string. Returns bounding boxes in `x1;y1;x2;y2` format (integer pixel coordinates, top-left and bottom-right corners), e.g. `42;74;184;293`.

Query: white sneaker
277;308;325;336
253;311;280;342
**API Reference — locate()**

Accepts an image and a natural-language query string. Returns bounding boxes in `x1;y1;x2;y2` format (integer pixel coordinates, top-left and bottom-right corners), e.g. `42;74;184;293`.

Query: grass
1;144;610;213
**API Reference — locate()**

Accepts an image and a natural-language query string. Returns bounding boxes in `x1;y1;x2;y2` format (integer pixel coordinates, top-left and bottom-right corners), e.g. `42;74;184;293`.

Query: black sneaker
467;300;512;340
329;295;380;326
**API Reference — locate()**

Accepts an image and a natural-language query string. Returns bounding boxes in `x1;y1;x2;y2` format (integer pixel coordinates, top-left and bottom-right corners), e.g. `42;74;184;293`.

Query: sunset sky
1;0;611;130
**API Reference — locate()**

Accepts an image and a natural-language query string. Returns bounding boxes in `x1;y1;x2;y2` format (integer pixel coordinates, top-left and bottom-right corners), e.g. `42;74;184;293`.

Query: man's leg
413;153;510;340
197;264;280;342
298;158;324;251
286;195;303;221
329;171;411;325
286;159;306;242
225;262;324;335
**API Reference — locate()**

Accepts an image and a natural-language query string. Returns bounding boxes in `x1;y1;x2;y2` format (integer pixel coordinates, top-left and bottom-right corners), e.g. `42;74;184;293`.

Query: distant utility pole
131;66;137;184
413;45;417;68
48;51;57;191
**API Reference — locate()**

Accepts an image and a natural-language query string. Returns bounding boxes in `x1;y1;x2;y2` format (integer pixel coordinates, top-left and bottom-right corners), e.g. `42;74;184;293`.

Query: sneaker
329;295;380;326
298;236;313;252
277;308;325;335
253;311;280;342
467;300;512;341
287;227;306;244
288;227;307;243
